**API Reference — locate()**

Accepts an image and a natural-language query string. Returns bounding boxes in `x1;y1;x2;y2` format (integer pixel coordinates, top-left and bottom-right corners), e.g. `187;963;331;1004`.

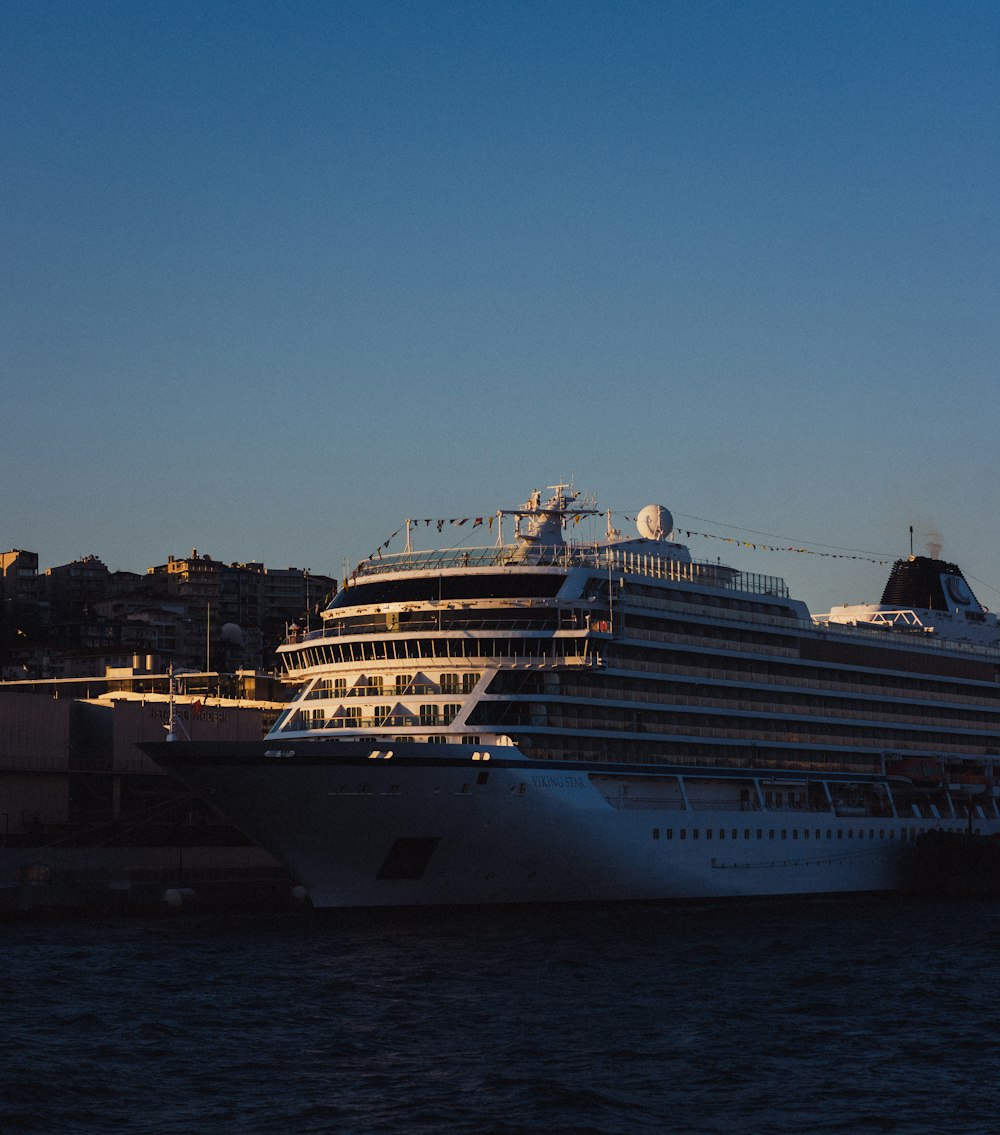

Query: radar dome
220;623;244;646
636;504;673;541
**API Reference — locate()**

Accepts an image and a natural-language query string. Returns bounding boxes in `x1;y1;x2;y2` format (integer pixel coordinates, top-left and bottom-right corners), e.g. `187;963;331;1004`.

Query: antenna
166;663;177;742
165;664;191;742
909;526;914;556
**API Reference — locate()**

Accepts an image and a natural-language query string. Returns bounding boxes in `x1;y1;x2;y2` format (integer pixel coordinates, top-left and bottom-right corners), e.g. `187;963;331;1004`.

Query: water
5;896;1000;1134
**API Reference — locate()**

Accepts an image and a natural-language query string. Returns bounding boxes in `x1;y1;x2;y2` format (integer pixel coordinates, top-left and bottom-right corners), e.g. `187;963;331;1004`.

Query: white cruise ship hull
144;491;1000;908
145;740;982;908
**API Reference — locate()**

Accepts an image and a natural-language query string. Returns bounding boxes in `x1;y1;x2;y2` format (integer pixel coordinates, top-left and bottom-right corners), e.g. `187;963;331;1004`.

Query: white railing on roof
351;543;789;599
811;613;1000;659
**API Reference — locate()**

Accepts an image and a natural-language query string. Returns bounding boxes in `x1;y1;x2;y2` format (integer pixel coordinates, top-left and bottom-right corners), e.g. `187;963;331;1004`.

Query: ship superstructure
144;487;1000;907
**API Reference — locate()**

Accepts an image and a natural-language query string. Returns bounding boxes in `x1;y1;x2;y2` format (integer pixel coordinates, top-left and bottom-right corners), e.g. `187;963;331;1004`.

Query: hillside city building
1;547;337;679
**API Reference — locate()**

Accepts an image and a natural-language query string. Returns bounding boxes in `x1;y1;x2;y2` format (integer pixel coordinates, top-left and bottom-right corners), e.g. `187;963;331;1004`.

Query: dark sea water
4;896;1000;1135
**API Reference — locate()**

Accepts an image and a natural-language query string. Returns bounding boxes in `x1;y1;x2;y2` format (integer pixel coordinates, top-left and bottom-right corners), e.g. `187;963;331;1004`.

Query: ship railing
295;615;572;640
282;714;458;731
280;644;599;677
811;613;1000;659
607;550;789;598
620;624;799;657
350;544;789;598
303;686;478;700
352;545;563;575
526;682;981;730
304;602;812;643
593;656;995;708
624;593;806;630
288;597;806;647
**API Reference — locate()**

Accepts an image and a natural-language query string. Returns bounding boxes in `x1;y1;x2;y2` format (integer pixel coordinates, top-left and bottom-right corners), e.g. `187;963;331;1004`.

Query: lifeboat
949;764;992;793
887;757;944;790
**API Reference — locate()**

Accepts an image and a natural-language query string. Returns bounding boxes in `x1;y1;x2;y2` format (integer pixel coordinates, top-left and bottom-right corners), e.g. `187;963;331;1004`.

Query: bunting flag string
353;513;892;582
619;515;892;564
350;517;491;581
418;517;485;528
350;524;406;580
685;529;891;564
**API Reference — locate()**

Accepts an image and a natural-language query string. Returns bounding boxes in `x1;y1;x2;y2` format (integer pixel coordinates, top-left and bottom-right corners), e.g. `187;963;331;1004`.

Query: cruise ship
143;486;1000;907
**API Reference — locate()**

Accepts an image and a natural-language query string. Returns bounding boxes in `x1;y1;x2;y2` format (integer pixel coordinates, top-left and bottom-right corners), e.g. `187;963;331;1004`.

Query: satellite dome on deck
636;504;673;541
220;623;244;646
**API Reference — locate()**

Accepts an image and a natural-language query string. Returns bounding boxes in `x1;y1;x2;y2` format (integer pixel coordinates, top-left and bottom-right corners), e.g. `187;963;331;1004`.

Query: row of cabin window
311;704;463;726
291;639;994;709
520;655;998;707
527;704;989;749
314;673;481;696
651;826;924;842
289;639;584;668
625;581;792;620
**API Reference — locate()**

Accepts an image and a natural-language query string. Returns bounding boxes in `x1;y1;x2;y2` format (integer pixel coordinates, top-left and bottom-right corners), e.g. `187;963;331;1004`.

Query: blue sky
4;0;998;614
